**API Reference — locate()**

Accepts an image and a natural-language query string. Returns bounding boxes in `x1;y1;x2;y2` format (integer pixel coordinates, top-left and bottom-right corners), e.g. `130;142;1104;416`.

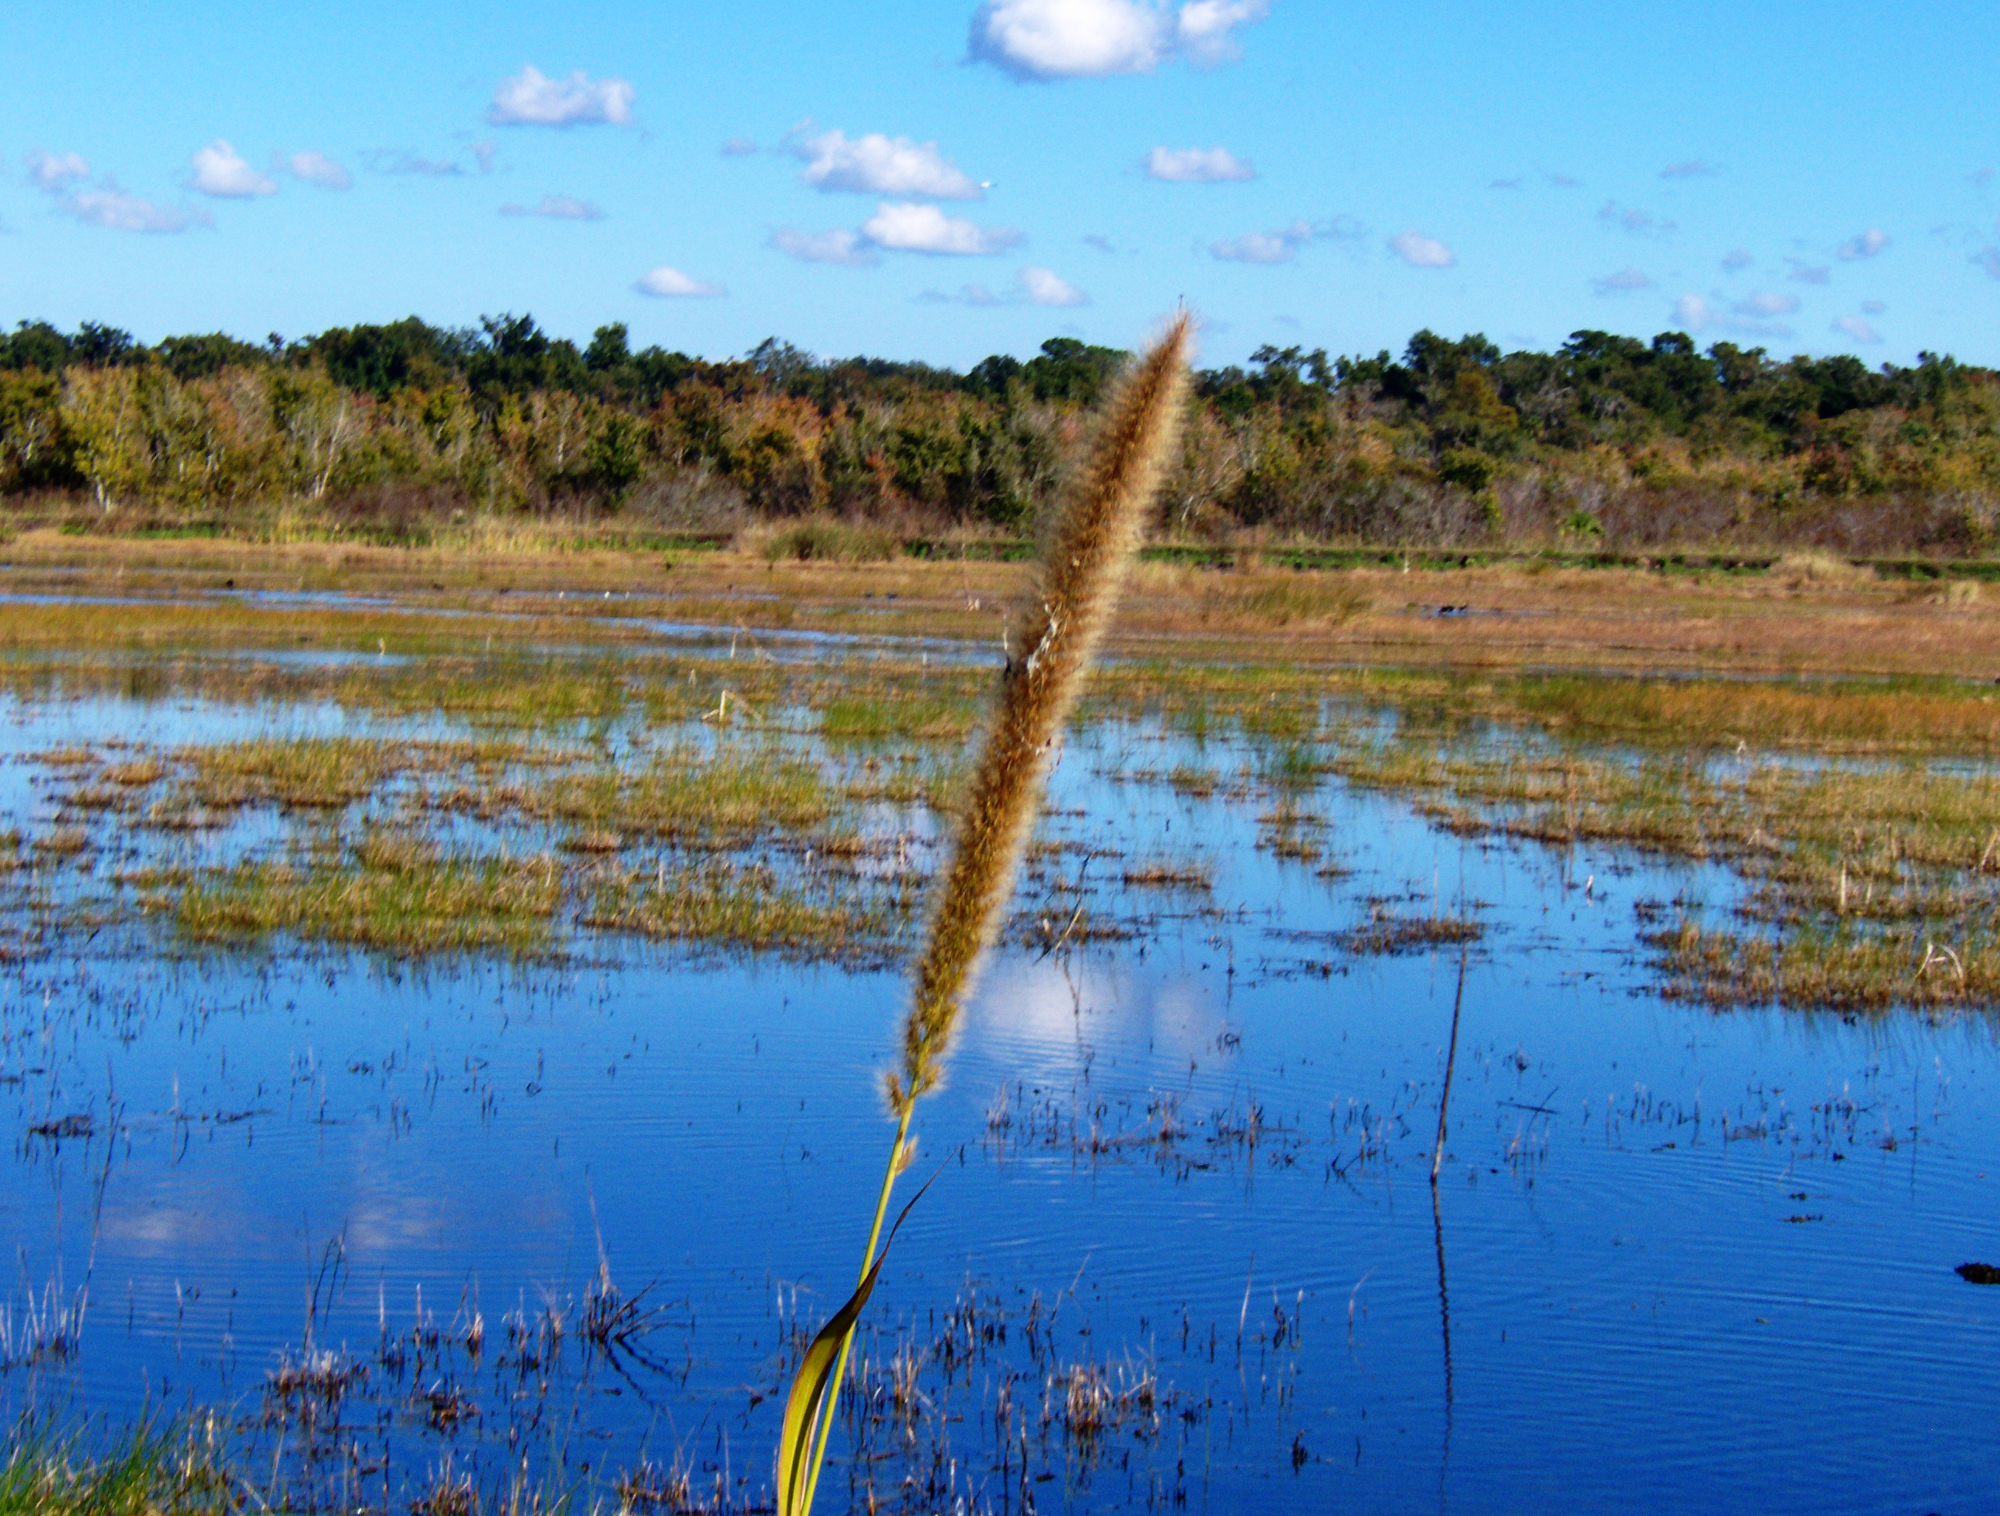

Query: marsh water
0;617;1995;1512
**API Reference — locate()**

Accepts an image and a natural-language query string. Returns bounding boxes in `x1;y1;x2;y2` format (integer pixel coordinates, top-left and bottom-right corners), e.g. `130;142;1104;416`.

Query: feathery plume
778;313;1193;1516
894;310;1192;1111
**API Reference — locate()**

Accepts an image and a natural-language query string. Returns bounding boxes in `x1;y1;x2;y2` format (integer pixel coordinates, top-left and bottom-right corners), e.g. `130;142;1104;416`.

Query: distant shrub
760;518;901;563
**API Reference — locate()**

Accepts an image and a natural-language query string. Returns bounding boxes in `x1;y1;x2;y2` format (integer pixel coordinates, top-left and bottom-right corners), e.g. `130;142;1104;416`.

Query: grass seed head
893;314;1193;1112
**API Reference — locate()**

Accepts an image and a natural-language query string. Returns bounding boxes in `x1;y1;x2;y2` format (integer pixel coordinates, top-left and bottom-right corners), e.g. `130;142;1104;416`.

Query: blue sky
3;0;1998;370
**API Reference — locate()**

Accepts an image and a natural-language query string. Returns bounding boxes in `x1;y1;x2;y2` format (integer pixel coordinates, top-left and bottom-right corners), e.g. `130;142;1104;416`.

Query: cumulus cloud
64;184;209;233
26;150;89;192
1660;159;1718;178
488;66;634;127
1673;292;1789;338
1721;247;1753;271
190;140;276;198
793;130;982;199
921;266;1087;306
968;0;1265;79
1832;314;1882;344
859;201;1021;255
1145;145;1254;182
1836;226;1890;260
1733;291;1799;317
1599;200;1674;236
634;266;724;298
364;149;465;177
1784;257;1830;284
284;151;351;189
1175;0;1269;64
1018;265;1086;305
1211;220;1312;263
920;282;1005;307
720;137;758;157
1388;229;1455;268
1590;267;1651;294
769;227;881;266
26;151;208;232
500;194;605;220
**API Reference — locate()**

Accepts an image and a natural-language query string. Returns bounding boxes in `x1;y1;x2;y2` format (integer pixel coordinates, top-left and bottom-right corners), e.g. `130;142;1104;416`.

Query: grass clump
821;693;976;744
585;861;901;959
173;837;560;953
457;745;829;842
0;1420;233;1516
1653;919;2000;1012
760;518;902;564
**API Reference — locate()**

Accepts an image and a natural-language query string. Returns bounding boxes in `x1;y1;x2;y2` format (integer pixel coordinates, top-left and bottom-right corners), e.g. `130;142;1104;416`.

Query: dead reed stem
795;314;1192;1515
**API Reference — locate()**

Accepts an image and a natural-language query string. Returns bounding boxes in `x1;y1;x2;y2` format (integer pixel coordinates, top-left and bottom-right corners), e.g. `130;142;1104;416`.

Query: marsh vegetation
3;532;2000;1513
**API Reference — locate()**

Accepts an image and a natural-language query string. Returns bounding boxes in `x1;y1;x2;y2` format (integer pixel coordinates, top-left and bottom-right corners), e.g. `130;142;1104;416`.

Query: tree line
2;314;1996;553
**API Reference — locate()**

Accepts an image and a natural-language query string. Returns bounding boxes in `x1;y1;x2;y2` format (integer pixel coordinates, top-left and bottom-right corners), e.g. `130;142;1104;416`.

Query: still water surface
0;673;1993;1512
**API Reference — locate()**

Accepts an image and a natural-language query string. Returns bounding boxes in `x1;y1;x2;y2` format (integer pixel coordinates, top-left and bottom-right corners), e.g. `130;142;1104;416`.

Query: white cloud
1145;145;1254;183
1175;0;1268;65
1673;292;1789;338
26;150;89;192
1599;201;1674;236
859;201;1021;255
770;227;881;266
1733;291;1799;317
1673;294;1716;329
968;0;1263;79
1660;159;1718;178
63;184;209;233
1836;227;1890;260
364;149;464;177
1721;247;1753;271
1832;315;1882;344
500;194;605;220
794;130;982;199
1019;265;1086;305
190;140;276;198
634;266;724;298
1388;229;1455;268
1590;266;1651;293
1784;257;1830;284
488;66;634;127
284;151;351;189
920;266;1088;306
919;282;1005;306
27;152;208;232
1211;220;1312;263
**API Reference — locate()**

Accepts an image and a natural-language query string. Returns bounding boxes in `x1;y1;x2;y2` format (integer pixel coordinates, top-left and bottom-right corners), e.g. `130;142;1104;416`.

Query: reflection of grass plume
894;311;1193;1113
783;314;1192;1516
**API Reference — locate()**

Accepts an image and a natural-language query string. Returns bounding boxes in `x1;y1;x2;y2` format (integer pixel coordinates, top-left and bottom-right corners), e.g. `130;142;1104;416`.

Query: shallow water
0;665;1996;1513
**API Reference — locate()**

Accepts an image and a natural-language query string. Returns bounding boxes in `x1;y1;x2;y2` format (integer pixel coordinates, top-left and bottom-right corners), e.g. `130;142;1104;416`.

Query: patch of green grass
585;861;902;959
170;837;560;953
821;693;976;744
0;1419;233;1516
449;744;830;842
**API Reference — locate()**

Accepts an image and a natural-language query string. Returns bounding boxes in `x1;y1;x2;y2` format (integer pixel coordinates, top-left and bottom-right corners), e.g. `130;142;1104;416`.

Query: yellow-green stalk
783;313;1193;1516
